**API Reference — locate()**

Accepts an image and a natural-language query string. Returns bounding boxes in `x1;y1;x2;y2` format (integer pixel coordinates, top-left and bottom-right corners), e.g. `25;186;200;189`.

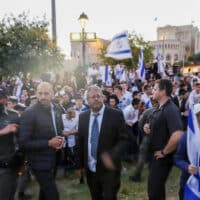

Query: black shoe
129;175;141;182
79;176;85;184
18;193;32;200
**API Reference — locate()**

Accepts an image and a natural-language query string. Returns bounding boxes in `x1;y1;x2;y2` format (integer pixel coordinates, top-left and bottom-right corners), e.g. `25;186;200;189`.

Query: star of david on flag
105;31;133;60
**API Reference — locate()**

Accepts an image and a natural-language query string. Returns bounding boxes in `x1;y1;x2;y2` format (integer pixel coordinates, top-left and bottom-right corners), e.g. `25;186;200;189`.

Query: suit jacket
171;95;179;108
77;106;129;173
19;102;63;170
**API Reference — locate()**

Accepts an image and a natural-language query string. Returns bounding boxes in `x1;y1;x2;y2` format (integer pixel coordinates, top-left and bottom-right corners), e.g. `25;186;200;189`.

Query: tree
98;31;154;69
0;12;64;77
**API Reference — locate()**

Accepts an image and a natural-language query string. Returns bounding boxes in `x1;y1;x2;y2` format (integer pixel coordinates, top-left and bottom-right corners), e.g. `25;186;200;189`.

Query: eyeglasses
88;95;102;99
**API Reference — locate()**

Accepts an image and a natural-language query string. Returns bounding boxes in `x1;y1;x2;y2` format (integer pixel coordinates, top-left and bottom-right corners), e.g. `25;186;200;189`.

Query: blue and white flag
105;31;132;60
184;107;200;200
102;65;112;86
138;48;145;80
119;69;129;83
157;48;166;77
145;100;151;109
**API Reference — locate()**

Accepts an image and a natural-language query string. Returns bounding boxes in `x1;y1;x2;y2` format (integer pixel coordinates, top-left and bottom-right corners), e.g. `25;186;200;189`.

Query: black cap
9;96;18;102
14;103;26;111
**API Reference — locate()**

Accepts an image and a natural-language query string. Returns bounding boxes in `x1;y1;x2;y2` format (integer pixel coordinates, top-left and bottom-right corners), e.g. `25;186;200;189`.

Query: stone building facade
70;33;109;67
150;25;200;65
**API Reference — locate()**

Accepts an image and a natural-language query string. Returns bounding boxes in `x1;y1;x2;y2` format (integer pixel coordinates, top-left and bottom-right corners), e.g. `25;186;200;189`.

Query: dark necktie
91;113;99;160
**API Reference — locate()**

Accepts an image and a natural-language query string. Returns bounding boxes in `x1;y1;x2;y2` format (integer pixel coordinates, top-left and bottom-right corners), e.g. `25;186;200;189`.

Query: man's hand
127;122;133;127
101;152;116;170
48;136;65;149
154;150;165;159
76;168;84;177
143;123;151;135
0;124;18;135
188;164;198;175
183;110;188;117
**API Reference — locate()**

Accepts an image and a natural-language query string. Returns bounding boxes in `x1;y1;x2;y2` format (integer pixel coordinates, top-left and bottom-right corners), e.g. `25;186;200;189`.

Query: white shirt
88;104;105;172
62;114;78;147
141;93;152;108
189;90;200;107
123;104;139;125
15;77;23;100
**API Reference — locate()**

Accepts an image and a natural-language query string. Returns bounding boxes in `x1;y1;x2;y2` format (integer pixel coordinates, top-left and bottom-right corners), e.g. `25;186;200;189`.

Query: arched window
174;54;178;61
166;54;171;61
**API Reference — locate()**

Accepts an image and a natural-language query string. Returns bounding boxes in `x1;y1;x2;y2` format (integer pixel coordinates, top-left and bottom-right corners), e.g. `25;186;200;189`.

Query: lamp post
51;0;57;44
78;12;89;67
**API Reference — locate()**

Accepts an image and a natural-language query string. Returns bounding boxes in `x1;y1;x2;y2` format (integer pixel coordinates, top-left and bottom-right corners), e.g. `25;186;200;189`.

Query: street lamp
78;12;89;67
51;0;57;44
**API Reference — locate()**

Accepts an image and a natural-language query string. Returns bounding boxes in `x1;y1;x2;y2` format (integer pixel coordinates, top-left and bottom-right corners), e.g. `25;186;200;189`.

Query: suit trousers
87;169;120;200
148;156;173;200
33;169;59;200
0;168;17;200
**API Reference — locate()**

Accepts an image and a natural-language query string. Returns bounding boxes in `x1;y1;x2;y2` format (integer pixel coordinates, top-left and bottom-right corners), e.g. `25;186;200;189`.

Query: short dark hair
132;98;140;106
156;79;173;97
143;84;150;91
108;94;119;105
179;89;187;96
132;91;140;98
113;85;122;91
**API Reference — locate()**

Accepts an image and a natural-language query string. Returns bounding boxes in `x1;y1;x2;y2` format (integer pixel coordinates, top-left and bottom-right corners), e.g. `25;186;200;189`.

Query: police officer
145;79;183;200
0;89;19;200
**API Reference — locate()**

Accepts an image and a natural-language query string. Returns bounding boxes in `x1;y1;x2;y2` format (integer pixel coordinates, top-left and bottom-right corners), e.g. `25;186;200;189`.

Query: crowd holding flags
104;31;172;84
184;107;200;200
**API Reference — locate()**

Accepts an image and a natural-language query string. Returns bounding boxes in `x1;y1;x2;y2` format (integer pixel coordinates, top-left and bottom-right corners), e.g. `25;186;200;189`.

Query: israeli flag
105;31;132;60
184;107;200;200
138;48;145;80
157;48;166;77
119;69;129;83
145;100;151;109
102;65;112;86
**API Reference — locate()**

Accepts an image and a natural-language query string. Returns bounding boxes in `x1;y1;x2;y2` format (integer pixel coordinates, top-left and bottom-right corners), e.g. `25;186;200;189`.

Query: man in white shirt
141;84;152;109
188;82;200;106
123;98;141;159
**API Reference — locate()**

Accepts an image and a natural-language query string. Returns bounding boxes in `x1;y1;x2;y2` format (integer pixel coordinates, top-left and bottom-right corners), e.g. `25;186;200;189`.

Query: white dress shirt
62;114;78;147
123;104;139;125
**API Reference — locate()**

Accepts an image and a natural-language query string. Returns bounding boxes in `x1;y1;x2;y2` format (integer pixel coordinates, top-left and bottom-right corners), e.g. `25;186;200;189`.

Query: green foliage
194;52;200;64
0;12;64;77
98;31;154;69
74;65;88;90
185;53;200;65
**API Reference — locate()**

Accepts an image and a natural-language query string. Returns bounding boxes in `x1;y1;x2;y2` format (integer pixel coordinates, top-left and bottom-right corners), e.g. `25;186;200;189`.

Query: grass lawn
21;162;180;200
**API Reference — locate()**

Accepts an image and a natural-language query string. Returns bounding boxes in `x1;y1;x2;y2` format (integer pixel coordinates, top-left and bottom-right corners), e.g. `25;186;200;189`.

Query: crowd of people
0;62;200;200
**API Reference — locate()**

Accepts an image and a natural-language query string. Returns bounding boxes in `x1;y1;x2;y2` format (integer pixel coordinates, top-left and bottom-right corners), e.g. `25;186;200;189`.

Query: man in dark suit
19;82;64;200
77;85;129;200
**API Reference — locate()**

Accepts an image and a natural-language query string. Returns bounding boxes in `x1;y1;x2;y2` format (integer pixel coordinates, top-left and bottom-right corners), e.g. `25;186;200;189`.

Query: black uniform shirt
0;110;19;161
149;99;183;153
